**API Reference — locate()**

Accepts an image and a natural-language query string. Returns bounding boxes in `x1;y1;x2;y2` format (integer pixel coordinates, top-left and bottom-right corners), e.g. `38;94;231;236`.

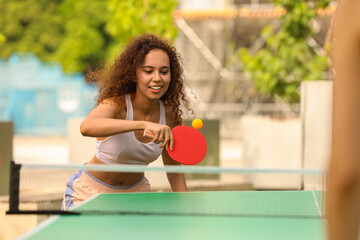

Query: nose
153;70;161;81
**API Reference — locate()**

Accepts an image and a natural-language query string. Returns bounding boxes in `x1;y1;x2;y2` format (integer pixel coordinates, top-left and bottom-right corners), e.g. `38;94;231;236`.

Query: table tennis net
7;161;327;218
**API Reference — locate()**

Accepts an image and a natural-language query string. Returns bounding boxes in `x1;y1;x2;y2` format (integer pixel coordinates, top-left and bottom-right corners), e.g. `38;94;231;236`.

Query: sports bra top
95;94;166;165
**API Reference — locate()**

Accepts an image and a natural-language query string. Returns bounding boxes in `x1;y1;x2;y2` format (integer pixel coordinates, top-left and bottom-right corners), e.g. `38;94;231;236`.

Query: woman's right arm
80;99;173;143
80;99;146;137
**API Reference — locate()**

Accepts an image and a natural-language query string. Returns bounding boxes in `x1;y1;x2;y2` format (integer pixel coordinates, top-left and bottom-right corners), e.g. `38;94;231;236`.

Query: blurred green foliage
0;0;177;72
0;33;5;44
239;0;330;103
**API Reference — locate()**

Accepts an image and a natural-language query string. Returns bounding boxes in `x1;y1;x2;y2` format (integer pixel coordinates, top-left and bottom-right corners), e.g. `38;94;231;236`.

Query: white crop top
95;94;166;165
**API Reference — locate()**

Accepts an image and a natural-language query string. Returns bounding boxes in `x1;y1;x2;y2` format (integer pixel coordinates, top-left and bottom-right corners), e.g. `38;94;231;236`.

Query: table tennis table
19;191;327;240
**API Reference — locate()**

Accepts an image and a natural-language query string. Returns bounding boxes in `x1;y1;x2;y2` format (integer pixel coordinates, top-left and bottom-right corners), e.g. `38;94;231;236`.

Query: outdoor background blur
0;0;337;238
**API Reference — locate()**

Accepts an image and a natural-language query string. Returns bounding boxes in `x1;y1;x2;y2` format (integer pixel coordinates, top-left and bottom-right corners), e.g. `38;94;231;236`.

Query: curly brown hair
89;33;192;125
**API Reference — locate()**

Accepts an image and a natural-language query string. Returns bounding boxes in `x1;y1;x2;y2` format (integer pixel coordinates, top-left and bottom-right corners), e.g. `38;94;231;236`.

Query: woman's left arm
162;150;187;192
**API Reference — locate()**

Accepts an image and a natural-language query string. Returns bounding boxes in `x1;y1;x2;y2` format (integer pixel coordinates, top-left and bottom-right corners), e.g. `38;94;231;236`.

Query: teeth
150;86;161;90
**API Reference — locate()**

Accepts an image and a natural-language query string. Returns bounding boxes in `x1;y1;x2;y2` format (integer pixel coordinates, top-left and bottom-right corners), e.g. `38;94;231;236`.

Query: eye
161;71;169;75
144;70;152;74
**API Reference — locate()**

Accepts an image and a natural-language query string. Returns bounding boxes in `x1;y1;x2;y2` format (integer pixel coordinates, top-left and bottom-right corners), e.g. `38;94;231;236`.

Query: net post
7;160;21;214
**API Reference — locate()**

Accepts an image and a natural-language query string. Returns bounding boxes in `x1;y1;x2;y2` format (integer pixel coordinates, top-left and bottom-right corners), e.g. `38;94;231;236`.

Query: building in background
174;0;335;121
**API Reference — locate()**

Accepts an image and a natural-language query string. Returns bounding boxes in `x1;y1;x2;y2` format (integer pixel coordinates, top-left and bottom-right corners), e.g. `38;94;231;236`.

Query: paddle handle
144;129;173;151
143;129;155;138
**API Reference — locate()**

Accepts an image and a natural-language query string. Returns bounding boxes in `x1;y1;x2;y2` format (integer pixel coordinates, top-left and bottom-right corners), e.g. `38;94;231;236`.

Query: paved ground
13;136;69;165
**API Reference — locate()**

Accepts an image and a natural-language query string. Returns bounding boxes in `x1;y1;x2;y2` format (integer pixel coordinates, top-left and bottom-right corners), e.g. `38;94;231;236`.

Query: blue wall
0;53;97;135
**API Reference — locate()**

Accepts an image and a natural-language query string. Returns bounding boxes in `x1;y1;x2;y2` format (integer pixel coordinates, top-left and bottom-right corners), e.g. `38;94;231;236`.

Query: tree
0;0;177;72
0;0;64;61
105;0;178;60
54;0;111;72
239;0;331;104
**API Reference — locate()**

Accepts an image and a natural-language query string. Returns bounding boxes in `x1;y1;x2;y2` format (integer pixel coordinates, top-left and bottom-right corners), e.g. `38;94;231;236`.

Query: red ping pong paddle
144;126;207;165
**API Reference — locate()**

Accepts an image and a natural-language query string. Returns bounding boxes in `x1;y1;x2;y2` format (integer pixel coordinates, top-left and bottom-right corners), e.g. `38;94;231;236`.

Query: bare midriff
87;156;144;188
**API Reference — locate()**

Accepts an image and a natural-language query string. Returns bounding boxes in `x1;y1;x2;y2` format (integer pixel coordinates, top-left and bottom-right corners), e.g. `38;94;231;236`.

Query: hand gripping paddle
144;125;207;165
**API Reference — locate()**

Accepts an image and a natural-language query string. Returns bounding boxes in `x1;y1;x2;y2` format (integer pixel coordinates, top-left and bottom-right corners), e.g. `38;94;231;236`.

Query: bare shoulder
164;105;180;128
91;97;126;119
99;98;117;107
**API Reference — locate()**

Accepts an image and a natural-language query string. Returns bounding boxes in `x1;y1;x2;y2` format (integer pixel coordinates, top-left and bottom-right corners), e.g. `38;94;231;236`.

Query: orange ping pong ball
192;118;203;130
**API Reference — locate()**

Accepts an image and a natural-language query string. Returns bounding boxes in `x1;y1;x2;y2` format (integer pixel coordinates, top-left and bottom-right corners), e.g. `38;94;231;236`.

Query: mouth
149;86;162;90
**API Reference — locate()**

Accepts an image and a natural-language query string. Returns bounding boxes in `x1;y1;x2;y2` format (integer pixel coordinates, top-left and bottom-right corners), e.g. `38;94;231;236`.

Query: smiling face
135;49;171;101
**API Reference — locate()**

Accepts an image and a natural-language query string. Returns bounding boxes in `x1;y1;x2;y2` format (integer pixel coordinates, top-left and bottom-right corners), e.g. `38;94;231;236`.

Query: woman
62;34;192;210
